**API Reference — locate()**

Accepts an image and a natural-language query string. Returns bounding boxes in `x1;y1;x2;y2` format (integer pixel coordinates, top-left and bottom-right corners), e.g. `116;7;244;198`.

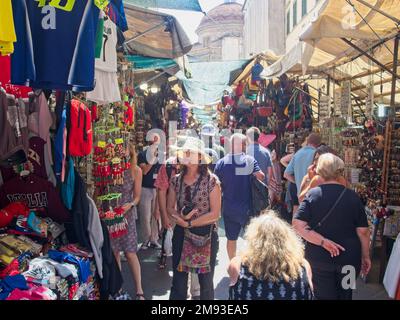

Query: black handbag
250;175;269;217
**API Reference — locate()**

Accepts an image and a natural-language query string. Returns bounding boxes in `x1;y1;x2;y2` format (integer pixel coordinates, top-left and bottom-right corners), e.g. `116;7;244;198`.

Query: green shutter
287;10;291;35
302;0;307;17
293;0;298;27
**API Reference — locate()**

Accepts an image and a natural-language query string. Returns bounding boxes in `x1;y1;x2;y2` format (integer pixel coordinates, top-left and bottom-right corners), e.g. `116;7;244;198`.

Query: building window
302;0;307;17
293;0;298;28
287;10;291;35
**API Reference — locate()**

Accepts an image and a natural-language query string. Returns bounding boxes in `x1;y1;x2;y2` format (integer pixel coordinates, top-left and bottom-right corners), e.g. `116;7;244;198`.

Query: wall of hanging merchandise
92;103;132;239
386;126;400;206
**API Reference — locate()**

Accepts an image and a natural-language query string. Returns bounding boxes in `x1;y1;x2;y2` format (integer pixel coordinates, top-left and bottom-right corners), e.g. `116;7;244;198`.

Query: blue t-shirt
284;146;316;195
11;0;99;91
246;144;272;184
214;153;260;224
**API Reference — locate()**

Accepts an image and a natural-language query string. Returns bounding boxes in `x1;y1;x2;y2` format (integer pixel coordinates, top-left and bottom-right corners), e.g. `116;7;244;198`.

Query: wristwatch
187;220;192;228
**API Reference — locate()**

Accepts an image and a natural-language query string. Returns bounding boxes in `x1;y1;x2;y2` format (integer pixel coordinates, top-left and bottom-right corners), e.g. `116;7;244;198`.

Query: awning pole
341;38;400;80
390;35;400;110
122;21;166;48
134;70;168;89
353;0;400;25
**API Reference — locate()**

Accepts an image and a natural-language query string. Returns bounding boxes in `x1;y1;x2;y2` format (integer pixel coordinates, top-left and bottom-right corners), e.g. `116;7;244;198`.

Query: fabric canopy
175;60;249;105
123;4;193;59
126;55;177;71
124;0;202;11
299;0;400;72
262;0;400;105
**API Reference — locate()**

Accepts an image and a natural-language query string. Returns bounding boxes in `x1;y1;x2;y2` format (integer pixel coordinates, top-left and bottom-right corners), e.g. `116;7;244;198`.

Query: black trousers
170;226;219;300
311;262;360;300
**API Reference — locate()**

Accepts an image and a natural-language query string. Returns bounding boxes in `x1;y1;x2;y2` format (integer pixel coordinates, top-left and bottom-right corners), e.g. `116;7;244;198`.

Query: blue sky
159;0;244;44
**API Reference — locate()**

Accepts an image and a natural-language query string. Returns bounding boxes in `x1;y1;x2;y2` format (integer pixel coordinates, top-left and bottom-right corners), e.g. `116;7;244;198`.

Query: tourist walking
293;153;371;300
111;143;145;300
214;133;264;261
138;134;162;249
228;211;314;300
167;137;222;300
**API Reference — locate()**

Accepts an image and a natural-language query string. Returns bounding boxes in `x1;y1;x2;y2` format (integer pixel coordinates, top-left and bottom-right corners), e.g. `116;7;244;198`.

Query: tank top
230;265;314;300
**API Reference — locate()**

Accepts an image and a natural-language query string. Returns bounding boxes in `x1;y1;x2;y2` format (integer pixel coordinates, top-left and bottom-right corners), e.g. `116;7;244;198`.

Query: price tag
98;141;106;148
111;157;121;165
115;138;124;145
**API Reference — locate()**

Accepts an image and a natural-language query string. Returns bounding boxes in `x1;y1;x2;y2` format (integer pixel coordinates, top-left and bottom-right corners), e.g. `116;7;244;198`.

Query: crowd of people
109;124;371;300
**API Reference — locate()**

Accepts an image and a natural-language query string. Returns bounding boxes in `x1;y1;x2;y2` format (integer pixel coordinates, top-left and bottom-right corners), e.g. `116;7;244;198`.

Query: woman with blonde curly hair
228;211;314;300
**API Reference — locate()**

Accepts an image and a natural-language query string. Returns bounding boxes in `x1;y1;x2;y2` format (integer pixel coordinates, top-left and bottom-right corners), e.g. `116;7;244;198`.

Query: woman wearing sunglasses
167;137;222;300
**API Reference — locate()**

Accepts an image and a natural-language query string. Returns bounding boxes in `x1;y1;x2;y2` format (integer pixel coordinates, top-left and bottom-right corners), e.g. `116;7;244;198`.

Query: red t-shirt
0;55;32;98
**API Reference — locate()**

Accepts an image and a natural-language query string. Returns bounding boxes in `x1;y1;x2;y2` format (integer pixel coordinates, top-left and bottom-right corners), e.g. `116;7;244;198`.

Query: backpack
250;175;269;217
69;99;92;157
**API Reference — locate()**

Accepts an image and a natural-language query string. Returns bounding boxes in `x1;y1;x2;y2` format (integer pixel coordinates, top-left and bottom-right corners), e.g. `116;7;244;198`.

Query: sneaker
140;242;150;250
120;252;127;262
149;241;162;249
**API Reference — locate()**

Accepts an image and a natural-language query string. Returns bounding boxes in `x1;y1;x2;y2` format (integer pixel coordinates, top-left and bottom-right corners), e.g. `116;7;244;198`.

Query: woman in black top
293;153;371;300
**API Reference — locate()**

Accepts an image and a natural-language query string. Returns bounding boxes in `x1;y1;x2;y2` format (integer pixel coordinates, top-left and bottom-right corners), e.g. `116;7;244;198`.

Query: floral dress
170;173;219;274
109;169;138;253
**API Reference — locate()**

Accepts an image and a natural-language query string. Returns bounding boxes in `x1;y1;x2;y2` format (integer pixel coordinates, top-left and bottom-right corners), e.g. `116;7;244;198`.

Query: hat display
177;137;211;164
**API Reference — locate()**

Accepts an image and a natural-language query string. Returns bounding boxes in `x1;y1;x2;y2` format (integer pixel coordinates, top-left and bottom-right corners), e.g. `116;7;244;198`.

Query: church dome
196;1;244;33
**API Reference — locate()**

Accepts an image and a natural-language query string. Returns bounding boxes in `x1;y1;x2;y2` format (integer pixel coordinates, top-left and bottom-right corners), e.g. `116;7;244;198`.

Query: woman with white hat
167;137;222;300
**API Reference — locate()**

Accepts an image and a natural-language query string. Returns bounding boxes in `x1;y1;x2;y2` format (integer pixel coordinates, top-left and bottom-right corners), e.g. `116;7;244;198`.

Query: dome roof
197;2;243;32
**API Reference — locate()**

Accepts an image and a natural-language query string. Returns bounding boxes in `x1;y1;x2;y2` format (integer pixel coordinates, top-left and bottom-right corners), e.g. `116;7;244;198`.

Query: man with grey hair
246;127;273;187
214;133;264;260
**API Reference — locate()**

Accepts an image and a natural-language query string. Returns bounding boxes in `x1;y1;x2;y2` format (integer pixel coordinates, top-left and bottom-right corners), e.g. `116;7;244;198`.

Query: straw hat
177;137;212;164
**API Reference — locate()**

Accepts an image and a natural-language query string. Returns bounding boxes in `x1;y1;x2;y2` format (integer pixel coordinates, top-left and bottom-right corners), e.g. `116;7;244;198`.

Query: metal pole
354;0;400;25
341;38;400;80
390;35;400;110
122;22;166;48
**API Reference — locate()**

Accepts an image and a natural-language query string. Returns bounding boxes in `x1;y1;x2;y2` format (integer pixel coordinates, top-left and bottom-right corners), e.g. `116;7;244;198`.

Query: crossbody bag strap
312;188;347;230
178;174;202;208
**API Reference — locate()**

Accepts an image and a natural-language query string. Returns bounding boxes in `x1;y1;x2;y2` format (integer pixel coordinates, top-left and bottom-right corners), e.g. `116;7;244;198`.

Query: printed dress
230;265;314;300
110;169;138;253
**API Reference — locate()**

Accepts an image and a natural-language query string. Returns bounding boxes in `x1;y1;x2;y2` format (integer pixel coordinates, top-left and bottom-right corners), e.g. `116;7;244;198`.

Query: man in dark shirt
215;133;264;261
138;134;161;250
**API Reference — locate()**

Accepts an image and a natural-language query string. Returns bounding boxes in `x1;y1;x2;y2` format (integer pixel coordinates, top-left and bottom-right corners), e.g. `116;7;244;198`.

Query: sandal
136;293;145;300
158;254;167;269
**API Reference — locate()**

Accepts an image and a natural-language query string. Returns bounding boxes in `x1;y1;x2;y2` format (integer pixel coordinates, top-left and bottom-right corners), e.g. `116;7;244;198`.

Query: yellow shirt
0;0;17;55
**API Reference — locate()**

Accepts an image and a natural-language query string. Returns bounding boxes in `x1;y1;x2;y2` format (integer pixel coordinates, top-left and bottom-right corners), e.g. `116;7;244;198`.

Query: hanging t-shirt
95;17;118;73
0;90;28;165
0;174;70;223
28;92;53;165
0;0;16;55
0;136;48;183
0;56;32;99
11;0;99;91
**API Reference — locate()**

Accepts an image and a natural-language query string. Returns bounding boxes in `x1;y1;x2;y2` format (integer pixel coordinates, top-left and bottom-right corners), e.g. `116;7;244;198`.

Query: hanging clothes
383;233;400;299
0;0;16;55
28;92;53;165
11;0;99;91
0;90;28;167
0;174;70;223
86;16;121;105
0;56;32;98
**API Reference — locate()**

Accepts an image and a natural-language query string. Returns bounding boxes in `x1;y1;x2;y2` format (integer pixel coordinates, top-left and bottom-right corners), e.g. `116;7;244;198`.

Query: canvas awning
123;4;193;59
175;60;249;105
299;0;400;72
262;0;400;106
124;0;202;11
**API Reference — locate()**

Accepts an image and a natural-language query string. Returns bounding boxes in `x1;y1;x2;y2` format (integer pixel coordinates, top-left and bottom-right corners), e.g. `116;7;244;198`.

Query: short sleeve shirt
214;153;260;224
170;173;219;219
294;184;369;267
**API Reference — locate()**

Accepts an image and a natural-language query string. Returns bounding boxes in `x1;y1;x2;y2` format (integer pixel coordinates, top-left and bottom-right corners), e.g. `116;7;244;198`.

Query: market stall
0;0;191;301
